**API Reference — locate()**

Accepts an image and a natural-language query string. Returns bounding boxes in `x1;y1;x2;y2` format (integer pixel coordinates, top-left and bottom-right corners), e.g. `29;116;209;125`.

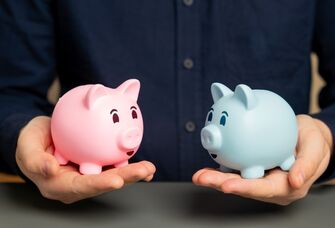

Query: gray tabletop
0;182;334;228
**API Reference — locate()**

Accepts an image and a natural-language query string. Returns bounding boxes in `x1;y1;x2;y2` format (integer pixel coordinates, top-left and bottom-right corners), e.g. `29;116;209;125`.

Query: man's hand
16;116;156;204
193;114;333;205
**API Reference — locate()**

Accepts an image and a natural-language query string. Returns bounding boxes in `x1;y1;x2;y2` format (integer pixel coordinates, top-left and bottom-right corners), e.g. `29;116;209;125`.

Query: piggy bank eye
220;111;228;126
112;113;119;123
110;109;119;123
207;112;213;122
131;110;138;119
220;115;226;126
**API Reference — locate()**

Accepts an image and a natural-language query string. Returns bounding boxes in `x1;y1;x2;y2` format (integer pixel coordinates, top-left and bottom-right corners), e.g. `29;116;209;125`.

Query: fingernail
42;161;50;177
298;171;305;186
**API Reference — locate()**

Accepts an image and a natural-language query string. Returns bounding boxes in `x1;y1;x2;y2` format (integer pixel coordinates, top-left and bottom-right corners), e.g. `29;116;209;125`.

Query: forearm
0;96;53;174
0;0;56;174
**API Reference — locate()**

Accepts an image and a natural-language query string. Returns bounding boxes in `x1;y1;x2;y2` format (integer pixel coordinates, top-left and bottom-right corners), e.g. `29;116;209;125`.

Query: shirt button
183;58;194;70
183;0;194;7
185;121;196;133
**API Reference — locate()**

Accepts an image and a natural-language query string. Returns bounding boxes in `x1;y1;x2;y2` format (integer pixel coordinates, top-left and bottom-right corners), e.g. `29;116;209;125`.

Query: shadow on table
2;183;126;219
182;186;295;220
3;182;316;222
310;184;335;195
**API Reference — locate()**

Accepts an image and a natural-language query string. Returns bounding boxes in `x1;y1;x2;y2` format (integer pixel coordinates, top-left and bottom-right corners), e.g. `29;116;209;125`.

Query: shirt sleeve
311;0;335;183
0;0;55;174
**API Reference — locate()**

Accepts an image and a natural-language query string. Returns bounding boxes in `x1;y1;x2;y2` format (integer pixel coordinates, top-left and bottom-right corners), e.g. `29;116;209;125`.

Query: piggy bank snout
118;127;142;150
201;125;222;151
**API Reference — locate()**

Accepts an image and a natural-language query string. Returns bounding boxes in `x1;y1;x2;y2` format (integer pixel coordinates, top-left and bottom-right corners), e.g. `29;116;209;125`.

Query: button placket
176;0;201;180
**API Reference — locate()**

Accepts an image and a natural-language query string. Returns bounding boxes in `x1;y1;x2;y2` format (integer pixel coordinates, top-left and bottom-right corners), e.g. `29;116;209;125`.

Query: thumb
16;116;58;178
288;130;324;189
18;148;59;178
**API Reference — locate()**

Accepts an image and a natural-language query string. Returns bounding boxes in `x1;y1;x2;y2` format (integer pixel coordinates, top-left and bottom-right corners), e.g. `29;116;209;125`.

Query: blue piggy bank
201;83;298;179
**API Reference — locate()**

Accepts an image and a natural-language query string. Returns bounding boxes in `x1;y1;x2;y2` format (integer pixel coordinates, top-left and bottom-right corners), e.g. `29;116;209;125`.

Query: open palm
193;115;332;205
16;116;155;204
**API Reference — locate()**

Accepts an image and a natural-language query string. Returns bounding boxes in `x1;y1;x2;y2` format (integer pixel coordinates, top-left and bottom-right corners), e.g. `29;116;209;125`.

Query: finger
138;160;156;174
221;169;290;199
41;160;154;202
16;117;58;178
194;169;241;190
192;168;217;184
70;172;125;197
304;150;331;186
105;161;156;184
45;144;55;155
19;149;59;178
289;129;325;189
19;116;53;151
35;164;125;203
144;174;154;182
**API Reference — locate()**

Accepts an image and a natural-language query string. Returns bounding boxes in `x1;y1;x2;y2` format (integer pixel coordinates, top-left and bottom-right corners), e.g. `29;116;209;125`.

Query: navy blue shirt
0;0;335;181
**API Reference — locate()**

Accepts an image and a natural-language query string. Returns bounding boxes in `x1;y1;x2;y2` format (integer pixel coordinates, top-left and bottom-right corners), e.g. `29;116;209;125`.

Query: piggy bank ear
117;79;140;101
234;84;257;110
211;83;233;102
85;84;108;110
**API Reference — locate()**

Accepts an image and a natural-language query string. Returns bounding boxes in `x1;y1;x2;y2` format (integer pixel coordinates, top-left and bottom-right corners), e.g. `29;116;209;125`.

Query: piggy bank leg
241;166;264;179
79;163;102;175
280;155;295;171
54;151;68;165
114;160;129;168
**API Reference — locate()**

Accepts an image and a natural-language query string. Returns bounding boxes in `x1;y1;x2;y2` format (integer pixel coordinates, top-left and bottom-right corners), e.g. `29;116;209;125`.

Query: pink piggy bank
51;79;143;174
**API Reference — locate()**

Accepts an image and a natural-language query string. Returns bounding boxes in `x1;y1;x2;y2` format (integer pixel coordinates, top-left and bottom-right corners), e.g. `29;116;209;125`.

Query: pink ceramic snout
118;127;142;150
